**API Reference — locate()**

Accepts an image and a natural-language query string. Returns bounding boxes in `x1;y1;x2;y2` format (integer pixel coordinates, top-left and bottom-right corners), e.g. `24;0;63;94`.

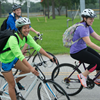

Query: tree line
0;0;99;18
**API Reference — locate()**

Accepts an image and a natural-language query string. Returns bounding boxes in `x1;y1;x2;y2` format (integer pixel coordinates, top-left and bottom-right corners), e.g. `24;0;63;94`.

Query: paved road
19;54;100;100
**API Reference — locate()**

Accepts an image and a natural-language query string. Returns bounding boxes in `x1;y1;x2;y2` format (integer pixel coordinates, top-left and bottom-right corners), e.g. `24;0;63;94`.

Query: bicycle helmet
12;4;21;11
81;9;96;18
15;17;31;28
16;17;31;37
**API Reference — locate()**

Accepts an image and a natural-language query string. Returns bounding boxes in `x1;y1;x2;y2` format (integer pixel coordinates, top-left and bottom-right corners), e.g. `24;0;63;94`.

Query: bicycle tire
13;69;18;76
37;79;70;100
33;51;59;78
0;75;9;100
16;95;25;100
51;63;83;96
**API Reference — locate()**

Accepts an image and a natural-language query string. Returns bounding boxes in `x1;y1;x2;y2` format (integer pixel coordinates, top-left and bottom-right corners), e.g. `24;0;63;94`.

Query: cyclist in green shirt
0;17;55;100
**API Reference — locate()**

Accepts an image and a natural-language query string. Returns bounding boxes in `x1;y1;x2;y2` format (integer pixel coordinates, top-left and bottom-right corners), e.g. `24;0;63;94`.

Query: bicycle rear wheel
51;63;83;96
37;80;70;100
33;52;59;78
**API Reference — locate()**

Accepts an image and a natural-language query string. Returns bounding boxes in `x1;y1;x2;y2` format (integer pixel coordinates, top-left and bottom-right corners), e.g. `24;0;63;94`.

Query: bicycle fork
41;81;57;100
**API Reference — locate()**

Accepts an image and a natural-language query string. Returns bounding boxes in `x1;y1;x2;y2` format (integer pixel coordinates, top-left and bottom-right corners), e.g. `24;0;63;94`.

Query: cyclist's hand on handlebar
36;31;40;36
30;67;39;76
50;57;58;64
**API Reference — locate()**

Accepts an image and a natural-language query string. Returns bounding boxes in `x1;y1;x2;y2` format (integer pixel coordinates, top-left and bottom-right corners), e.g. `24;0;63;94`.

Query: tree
16;0;26;5
62;0;72;17
52;0;55;19
0;0;1;17
54;0;65;16
47;0;50;18
0;0;7;17
41;0;51;18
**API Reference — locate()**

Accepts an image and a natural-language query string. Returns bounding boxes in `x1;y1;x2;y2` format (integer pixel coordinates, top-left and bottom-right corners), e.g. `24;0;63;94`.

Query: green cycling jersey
0;33;41;63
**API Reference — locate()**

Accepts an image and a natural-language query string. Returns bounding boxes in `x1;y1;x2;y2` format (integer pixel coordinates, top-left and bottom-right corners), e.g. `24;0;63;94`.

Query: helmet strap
14;13;21;19
85;18;90;26
17;28;26;37
83;17;90;26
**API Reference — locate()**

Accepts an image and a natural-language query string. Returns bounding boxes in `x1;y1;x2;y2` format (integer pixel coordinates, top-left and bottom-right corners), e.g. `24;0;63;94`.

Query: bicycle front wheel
37;80;70;100
51;63;83;96
33;52;59;78
33;51;59;67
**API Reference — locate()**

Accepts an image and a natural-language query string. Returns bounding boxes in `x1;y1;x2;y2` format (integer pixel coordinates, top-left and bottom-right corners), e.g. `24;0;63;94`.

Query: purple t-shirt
70;22;94;54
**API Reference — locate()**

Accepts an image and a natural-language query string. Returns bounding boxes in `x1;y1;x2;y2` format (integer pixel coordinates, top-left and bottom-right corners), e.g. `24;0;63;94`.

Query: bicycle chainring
86;78;95;89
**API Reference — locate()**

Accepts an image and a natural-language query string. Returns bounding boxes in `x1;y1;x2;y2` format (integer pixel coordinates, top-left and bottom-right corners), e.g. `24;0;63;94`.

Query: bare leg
2;71;17;100
14;60;30;82
82;69;100;79
82;69;91;77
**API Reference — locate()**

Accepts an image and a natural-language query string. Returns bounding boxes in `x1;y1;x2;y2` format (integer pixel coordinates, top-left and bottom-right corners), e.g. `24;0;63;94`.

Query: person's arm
39;48;53;59
22;58;39;76
90;31;100;41
26;34;57;63
7;17;18;31
30;27;40;35
82;36;100;50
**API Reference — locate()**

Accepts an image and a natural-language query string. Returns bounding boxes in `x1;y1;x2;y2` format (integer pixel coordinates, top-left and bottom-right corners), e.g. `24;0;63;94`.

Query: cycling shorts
1;57;19;72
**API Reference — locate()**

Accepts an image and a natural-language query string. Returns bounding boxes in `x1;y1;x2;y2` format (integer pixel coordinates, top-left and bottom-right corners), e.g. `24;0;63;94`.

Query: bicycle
51;61;100;96
0;61;70;100
13;34;59;77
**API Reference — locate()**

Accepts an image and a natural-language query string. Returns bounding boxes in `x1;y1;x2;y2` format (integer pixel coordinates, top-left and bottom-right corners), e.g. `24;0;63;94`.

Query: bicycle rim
32;51;59;79
37;80;70;100
51;63;83;96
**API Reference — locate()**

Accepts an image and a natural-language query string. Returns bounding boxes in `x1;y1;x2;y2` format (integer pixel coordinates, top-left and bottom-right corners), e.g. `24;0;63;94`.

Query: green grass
0;16;100;54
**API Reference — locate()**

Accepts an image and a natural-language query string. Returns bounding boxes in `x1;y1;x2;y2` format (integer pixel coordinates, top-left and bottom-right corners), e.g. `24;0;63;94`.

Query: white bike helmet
81;9;96;18
15;17;31;28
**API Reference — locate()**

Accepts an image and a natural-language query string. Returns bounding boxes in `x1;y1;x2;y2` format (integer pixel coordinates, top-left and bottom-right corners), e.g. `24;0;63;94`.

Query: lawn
0;16;100;54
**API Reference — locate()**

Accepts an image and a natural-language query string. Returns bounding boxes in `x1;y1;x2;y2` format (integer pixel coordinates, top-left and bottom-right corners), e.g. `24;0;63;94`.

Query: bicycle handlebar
33;33;43;41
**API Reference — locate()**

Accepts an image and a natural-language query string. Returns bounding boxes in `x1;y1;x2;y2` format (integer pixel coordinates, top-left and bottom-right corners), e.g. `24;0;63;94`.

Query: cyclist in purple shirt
70;9;100;87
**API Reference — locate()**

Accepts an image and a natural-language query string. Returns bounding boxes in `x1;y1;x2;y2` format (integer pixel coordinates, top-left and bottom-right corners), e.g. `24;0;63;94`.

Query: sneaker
77;73;87;87
94;79;100;85
17;82;25;90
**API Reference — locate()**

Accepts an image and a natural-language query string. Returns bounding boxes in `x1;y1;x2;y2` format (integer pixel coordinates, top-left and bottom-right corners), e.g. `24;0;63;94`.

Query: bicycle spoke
52;63;83;96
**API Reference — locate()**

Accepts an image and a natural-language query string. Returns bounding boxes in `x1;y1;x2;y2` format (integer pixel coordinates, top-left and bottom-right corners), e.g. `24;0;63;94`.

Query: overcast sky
8;0;41;4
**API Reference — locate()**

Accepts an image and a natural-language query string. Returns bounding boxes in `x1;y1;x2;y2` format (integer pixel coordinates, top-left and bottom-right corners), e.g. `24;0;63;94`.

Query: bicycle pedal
86;78;95;89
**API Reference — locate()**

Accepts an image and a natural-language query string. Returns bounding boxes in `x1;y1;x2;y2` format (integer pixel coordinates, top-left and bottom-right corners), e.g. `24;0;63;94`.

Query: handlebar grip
34;36;38;41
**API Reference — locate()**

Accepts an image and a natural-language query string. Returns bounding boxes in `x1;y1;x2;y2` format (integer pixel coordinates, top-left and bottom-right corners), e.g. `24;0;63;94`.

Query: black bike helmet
12;4;21;11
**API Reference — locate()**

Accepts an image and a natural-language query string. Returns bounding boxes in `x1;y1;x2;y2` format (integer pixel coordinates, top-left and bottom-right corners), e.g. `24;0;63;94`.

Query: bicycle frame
0;62;58;100
68;61;99;82
22;34;43;61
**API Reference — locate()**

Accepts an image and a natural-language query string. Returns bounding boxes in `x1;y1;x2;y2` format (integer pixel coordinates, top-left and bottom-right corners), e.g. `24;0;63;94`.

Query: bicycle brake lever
50;57;57;63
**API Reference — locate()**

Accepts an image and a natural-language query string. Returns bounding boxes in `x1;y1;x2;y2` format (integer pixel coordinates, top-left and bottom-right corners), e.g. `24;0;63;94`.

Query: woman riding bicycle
70;9;100;88
0;17;56;100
